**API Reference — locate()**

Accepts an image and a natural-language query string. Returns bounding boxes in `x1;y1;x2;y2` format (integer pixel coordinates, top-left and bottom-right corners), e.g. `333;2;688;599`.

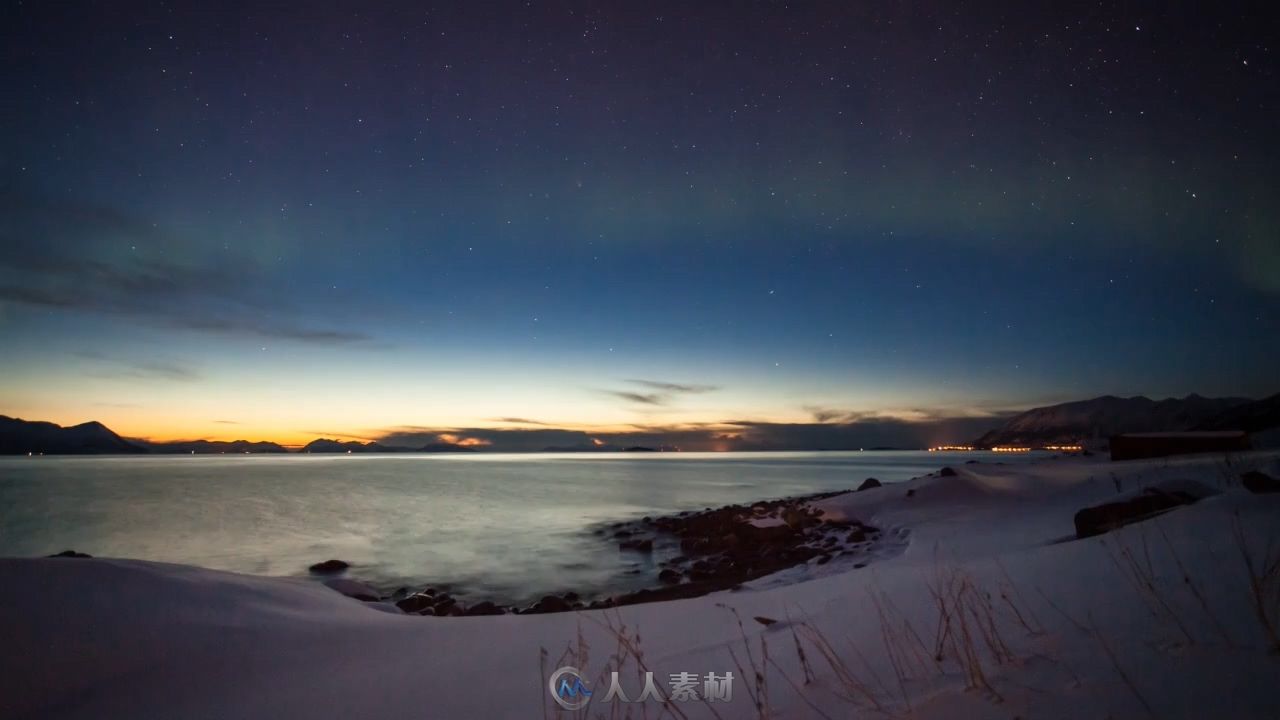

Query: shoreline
318;478;911;617
43;479;908;617
6;452;1279;719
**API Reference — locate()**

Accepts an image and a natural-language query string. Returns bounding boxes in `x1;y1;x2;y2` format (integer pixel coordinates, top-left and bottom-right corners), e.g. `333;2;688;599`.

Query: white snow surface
3;452;1279;719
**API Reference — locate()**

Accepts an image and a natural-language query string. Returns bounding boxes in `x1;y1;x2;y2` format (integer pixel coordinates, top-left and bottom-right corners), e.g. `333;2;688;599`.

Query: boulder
1242;471;1280;494
658;568;682;584
619;538;654;552
527;595;571;614
857;477;882;491
1073;482;1217;539
939;466;958;477
308;559;350;574
395;593;435;614
738;522;794;543
463;601;505;616
47;550;92;559
680;536;711;554
782;507;809;529
323;578;380;602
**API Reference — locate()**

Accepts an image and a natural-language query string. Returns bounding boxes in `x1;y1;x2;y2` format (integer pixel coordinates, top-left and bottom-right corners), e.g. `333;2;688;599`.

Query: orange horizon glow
2;408;1004;450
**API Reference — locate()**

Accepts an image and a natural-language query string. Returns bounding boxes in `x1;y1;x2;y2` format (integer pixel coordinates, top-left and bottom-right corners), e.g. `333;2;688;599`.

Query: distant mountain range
4;394;1278;455
1192;392;1280;433
972;394;1274;447
0;416;473;455
0;416;143;455
142;439;289;454
299;438;475;453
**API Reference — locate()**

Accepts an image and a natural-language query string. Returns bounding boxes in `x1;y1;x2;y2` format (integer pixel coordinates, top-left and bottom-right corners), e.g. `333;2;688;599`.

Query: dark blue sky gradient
1;1;1276;446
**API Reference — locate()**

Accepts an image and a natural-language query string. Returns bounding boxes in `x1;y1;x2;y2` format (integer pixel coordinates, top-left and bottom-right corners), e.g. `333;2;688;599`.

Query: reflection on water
0;451;1041;604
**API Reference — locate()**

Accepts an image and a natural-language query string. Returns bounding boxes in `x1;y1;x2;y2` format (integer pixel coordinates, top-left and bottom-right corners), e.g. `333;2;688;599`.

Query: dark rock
688;560;715;580
1073;484;1212;539
905;489;916;497
680;536;710;554
396;593;436;613
717;533;741;550
782;507;810;529
527;595;571;614
463;601;505;616
857;477;882;491
563;591;580;603
847;528;866;542
739;522;795;543
432;595;457;612
619;538;654;552
48;550;92;559
658;568;682;584
939;466;958;477
1242;471;1280;494
965;459;979;464
816;554;832;565
753;616;778;626
308;559;350;574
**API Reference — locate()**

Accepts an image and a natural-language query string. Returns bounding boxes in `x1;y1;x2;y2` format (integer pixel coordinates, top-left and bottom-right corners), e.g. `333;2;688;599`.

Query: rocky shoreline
311;482;888;617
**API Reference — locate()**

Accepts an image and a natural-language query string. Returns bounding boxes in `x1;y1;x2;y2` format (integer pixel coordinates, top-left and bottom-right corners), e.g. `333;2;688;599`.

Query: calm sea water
0;451;1038;604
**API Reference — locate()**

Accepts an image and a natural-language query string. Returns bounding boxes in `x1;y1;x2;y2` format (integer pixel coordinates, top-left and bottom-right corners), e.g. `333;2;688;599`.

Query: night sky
1;2;1276;449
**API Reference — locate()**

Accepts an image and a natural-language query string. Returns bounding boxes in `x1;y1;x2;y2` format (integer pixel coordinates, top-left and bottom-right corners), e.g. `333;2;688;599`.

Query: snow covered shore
2;452;1278;719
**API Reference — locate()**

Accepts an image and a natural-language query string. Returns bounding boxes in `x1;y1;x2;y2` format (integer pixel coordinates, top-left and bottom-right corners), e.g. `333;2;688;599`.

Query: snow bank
3;452;1279;719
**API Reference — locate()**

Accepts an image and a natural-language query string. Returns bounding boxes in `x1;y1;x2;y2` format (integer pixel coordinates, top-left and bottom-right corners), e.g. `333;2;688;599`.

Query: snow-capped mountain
973;394;1253;447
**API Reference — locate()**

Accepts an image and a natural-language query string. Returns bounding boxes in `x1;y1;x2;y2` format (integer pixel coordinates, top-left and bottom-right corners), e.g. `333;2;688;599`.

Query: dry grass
1088;612;1159;719
1230;511;1280;654
536;491;1279;717
1101;527;1196;645
926;562;1024;699
1102;506;1279;654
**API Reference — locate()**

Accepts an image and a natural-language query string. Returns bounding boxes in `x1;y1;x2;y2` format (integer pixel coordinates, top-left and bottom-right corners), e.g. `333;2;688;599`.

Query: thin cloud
805;406;846;423
0;191;374;346
75;351;200;382
605;390;668;406
603;378;720;407
626;379;719;394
